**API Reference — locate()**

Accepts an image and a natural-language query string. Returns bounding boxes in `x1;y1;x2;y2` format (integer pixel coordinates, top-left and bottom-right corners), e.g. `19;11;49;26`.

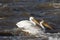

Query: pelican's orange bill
32;19;40;25
43;22;53;30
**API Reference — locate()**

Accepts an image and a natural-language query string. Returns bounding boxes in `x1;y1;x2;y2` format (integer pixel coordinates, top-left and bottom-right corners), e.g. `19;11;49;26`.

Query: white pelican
16;17;53;37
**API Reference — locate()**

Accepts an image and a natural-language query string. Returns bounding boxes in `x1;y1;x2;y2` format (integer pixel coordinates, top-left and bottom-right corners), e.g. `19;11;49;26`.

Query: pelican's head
29;16;34;21
29;16;40;25
29;17;53;30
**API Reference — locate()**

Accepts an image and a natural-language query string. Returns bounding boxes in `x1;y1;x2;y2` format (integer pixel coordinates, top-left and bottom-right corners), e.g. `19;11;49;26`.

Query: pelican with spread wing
16;17;53;37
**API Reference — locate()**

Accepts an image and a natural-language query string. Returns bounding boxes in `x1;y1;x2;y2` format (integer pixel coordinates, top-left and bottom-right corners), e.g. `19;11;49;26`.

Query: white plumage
16;17;48;37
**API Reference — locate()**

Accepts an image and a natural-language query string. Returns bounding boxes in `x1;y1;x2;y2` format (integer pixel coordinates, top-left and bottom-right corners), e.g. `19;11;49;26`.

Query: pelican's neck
29;17;36;25
40;20;45;30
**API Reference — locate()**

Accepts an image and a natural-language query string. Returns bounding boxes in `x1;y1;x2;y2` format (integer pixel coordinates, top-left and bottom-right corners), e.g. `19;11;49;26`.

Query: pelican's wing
16;20;35;28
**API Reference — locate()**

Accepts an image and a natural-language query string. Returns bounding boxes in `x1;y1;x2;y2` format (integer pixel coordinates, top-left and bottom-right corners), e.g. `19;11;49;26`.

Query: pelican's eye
30;17;34;20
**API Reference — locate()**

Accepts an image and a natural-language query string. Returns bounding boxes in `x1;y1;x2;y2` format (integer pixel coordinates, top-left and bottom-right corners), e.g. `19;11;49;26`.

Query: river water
0;0;60;40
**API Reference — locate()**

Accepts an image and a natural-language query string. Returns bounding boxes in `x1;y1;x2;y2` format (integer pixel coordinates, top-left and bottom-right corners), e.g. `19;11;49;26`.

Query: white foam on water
48;37;58;40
